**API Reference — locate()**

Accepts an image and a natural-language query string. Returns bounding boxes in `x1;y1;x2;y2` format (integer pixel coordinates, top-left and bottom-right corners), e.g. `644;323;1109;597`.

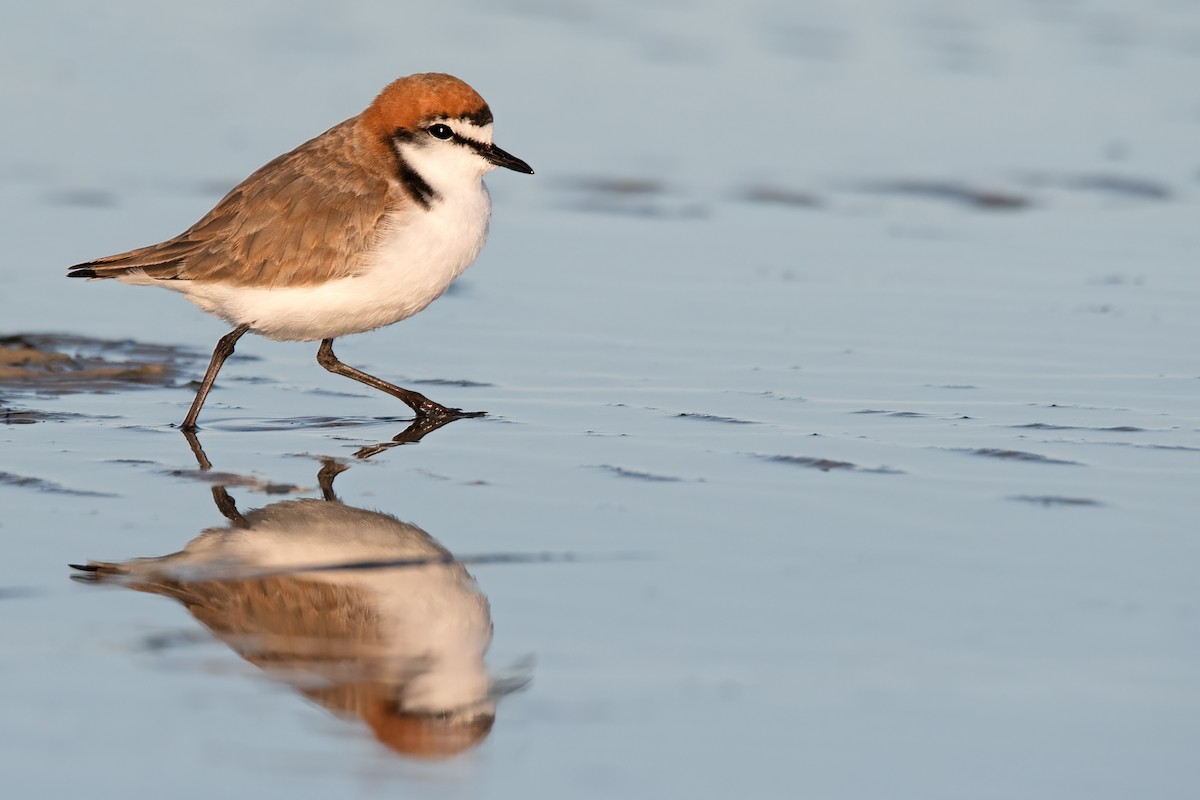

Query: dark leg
183;424;248;526
317;458;349;502
353;414;468;460
316;338;481;419
182;429;213;470
210;485;247;527
181;324;250;432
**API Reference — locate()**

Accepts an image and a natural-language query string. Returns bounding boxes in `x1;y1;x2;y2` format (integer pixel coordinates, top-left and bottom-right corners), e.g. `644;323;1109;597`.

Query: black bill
484;144;534;174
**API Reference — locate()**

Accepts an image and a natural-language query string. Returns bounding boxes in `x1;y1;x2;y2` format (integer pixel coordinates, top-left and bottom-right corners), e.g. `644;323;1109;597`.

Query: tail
66;264;101;279
68;561;126;583
67;239;196;281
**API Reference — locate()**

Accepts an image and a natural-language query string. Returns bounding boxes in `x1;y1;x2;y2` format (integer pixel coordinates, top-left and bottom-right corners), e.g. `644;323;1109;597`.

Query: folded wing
68;119;393;288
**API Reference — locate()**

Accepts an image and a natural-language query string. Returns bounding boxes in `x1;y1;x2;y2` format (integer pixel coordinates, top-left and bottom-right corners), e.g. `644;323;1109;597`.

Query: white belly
175;184;492;342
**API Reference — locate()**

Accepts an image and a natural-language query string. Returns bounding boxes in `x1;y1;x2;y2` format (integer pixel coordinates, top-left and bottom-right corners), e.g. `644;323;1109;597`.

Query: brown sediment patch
0;333;194;393
162;468;306;495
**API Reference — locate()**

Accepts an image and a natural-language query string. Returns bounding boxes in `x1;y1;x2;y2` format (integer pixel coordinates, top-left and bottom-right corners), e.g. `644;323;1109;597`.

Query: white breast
179;182;492;342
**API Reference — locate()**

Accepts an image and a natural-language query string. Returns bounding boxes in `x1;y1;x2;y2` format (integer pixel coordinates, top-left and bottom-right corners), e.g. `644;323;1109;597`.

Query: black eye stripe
392;128;492;159
423;124;490;155
446;133;492;158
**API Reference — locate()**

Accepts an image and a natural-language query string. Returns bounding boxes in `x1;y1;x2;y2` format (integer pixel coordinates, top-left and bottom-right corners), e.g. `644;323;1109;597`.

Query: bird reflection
72;453;513;759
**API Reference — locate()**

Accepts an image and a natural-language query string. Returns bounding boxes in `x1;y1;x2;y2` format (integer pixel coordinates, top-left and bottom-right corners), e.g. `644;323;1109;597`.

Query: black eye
428;124;453;140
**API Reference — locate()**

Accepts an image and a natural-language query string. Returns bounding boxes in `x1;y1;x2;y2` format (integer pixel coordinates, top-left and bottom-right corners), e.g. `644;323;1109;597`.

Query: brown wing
68;119;394;288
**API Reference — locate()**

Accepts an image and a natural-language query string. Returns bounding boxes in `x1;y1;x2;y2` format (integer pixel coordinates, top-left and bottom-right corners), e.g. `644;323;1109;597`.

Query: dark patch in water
565;176;665;196
42;188;118;208
852;409;929;417
412;378;494;388
1085;441;1200;453
573;199;708;219
0;471;116;497
139;630;212;652
755;454;904;474
1019;172;1173;200
560;175;707;219
1010;495;1103;507
1088;273;1146;286
0;586;39;601
675;412;758;425
2;407;91;424
1013;423;1145;432
1028;402;1131;412
860;179;1032;210
960;448;1081;465
307;386;377;398
1;408;41;425
740;184;822;208
595;465;686;482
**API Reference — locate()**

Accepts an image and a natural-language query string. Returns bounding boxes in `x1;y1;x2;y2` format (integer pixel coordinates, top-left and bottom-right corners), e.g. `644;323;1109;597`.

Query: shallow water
3;1;1199;798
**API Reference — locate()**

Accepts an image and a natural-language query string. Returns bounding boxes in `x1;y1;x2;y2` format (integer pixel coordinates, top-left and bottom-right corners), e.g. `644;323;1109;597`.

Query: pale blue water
2;1;1199;798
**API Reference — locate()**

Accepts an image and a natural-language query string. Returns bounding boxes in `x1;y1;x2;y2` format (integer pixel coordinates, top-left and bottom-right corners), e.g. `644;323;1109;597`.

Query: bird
71;484;504;758
67;73;533;431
